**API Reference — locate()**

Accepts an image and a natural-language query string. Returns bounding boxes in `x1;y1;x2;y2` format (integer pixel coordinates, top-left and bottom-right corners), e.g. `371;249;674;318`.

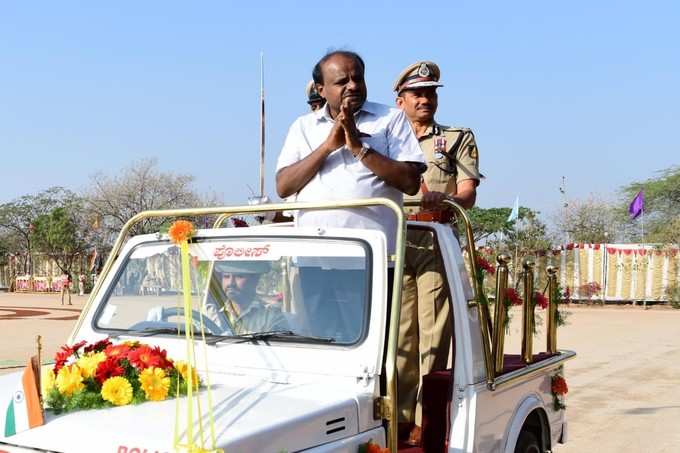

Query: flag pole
258;51;265;198
641;205;645;243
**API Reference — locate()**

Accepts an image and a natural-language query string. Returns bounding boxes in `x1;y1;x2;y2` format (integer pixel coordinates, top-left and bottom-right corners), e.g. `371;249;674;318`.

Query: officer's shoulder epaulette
438;124;472;133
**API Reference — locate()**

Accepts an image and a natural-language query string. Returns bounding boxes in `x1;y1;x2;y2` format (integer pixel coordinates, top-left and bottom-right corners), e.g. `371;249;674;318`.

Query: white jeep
0;198;574;453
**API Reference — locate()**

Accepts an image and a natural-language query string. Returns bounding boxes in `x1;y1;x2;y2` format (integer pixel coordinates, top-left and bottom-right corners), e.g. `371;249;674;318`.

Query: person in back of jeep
394;60;482;446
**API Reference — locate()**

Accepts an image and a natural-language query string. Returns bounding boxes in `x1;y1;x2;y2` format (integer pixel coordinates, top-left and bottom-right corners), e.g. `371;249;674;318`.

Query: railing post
521;261;536;364
492;254;511;375
546;266;559;354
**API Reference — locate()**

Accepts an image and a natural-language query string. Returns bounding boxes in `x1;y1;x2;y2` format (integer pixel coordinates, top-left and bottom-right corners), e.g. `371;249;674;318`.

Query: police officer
305;80;325;112
393;61;481;445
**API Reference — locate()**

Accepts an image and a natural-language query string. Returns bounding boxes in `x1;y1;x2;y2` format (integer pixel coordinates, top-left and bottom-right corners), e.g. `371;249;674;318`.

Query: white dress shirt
276;101;425;255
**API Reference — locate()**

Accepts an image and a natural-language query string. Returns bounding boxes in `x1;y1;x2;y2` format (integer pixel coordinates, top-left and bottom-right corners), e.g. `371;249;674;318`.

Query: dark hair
312;50;365;84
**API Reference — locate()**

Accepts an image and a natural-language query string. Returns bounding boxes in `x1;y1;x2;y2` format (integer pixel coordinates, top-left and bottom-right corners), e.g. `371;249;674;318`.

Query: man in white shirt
276;51;426;256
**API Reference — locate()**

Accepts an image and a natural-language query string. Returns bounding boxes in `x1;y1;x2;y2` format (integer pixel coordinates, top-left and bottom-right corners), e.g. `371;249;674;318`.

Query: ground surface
2;293;680;452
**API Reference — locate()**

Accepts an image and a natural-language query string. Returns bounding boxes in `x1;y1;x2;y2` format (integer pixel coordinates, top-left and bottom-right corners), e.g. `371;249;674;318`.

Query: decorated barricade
32;277;51;292
15;275;32;292
475;243;679;303
603;244;680;302
51;277;65;292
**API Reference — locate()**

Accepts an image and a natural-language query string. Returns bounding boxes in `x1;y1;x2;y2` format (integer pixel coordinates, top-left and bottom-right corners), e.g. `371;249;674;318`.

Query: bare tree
84;159;208;238
553;196;620;244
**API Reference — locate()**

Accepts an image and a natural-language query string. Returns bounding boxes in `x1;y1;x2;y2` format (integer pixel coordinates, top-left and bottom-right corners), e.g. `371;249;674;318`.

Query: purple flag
629;190;644;219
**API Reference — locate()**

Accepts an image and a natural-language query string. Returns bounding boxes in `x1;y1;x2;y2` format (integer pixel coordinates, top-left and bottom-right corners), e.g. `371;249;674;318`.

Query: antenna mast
259;51;265;197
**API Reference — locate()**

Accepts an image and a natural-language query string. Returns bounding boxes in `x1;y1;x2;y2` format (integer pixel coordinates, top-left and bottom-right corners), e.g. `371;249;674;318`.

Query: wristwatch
354;143;370;162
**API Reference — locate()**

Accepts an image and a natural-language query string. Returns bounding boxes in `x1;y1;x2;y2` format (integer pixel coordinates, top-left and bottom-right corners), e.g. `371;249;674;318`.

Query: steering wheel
159;307;224;334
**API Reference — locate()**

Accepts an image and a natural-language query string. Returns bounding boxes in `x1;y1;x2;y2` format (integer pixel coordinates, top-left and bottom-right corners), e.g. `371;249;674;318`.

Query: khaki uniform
204;295;288;335
398;123;480;424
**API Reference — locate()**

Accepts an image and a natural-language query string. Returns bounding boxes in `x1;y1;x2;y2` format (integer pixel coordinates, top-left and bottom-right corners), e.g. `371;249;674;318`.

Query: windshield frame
90;234;374;348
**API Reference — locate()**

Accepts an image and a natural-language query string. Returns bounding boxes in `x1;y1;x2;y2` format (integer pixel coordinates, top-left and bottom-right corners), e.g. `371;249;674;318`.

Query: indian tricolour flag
4;356;44;437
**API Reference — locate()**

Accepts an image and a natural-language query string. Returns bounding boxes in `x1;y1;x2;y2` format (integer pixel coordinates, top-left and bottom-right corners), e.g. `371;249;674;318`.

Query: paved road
0;292;87;371
2;293;680;452
505;305;680;453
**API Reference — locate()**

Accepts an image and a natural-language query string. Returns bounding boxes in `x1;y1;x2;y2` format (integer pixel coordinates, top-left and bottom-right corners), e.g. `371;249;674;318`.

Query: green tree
0;187;78;274
467;207;513;243
621;166;680;243
31;206;89;274
497;209;554;283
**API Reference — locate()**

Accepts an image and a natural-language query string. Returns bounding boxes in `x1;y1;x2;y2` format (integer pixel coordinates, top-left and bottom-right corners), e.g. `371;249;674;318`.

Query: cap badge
417;63;431;78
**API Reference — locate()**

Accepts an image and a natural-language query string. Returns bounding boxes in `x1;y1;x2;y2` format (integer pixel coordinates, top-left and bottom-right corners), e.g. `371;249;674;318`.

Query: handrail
521;261;536;364
546;266;559;354
67;197;405;453
492;255;511;375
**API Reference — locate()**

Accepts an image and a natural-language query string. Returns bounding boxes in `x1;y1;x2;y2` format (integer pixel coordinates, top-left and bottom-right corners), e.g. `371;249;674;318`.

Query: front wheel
514;430;541;453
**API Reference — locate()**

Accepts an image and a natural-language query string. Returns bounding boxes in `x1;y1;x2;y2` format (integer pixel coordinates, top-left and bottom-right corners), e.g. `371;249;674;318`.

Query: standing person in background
305;80;325;112
78;273;86;296
393;61;482;446
60;273;72;305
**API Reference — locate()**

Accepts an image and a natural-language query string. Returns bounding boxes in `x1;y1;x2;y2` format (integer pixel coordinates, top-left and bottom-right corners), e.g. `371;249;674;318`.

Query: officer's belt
407;210;453;223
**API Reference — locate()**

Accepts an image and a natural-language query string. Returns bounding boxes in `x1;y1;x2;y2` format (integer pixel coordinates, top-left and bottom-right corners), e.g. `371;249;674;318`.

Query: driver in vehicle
203;261;289;335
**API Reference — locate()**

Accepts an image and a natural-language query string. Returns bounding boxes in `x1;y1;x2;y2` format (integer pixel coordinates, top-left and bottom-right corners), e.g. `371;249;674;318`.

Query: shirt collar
233;298;267;319
419;121;441;139
315;100;377;123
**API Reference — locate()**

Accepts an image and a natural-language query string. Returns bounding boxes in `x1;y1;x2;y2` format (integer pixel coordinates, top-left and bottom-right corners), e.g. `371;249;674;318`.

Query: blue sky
1;1;678;218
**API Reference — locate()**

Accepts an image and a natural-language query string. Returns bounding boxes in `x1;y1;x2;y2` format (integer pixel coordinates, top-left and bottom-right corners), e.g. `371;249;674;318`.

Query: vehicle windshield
94;236;371;345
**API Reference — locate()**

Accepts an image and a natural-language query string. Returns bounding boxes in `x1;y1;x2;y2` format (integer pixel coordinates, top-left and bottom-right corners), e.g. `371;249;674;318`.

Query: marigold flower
534;291;549;310
94;356;125;384
175;361;199;389
139;367;170;401
168;220;195;244
551;375;568;395
41;367;55;395
77;352;107;379
56;365;85;396
505;288;523;306
101;376;133;406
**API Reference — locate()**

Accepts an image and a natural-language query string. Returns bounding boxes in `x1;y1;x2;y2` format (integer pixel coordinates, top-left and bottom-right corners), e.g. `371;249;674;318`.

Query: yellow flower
41;367;55;395
175;361;199;389
55;365;84;396
101;376;133;406
76;352;106;379
139;367;170;401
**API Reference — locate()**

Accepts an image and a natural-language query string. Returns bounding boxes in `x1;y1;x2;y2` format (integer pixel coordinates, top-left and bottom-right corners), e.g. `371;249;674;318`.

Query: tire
514;430;541;453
